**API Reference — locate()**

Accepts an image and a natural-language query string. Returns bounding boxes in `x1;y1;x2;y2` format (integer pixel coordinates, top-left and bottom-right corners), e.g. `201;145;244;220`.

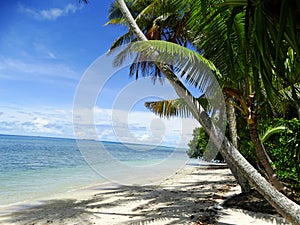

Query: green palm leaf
107;32;137;53
114;40;222;96
261;126;289;144
145;96;209;119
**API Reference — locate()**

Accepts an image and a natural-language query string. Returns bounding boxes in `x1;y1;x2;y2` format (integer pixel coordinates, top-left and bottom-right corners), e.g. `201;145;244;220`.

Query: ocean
0;134;188;206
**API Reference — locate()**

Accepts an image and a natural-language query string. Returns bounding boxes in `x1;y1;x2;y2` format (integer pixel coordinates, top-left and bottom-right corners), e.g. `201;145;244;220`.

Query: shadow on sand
0;165;288;225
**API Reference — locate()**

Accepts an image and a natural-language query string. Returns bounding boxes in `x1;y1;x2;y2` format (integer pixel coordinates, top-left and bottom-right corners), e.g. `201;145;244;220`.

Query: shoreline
0;163;290;225
0;179;120;216
0;158;192;211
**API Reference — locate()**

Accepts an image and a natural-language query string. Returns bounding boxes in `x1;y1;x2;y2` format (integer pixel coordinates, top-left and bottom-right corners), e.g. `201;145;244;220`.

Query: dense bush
187;117;300;191
262;118;300;189
187;127;224;162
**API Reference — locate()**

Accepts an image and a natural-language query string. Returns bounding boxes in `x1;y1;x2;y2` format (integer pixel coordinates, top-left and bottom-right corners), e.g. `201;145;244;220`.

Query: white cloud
76;106;199;147
65;4;78;14
32;117;62;134
0;57;79;81
18;3;82;21
33;42;57;59
48;52;56;59
0;106;72;137
0;105;199;147
40;8;63;20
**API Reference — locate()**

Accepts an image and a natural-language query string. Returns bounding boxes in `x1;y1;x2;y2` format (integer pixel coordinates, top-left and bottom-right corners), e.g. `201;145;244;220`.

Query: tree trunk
227;99;238;148
203;111;300;225
249;119;286;192
116;1;300;223
221;150;252;193
226;98;251;193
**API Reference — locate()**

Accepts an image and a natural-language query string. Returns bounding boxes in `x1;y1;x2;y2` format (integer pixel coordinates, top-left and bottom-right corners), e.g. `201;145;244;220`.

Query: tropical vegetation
81;0;300;223
190;117;300;192
109;0;300;223
263;118;300;190
187;127;224;162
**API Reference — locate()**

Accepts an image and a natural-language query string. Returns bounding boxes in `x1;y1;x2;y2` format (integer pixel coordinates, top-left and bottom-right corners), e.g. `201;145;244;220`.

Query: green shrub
262;118;300;189
187;127;224;162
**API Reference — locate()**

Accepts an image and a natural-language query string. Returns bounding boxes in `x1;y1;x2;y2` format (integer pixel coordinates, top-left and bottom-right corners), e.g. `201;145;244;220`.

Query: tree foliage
263;118;300;190
187;127;224;162
113;0;300;223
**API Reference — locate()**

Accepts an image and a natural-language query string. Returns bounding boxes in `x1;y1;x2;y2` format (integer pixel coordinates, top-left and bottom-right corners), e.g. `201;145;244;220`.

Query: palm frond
144;96;208;119
145;98;191;118
107;32;136;53
134;3;157;22
261;126;289;144
114;40;222;97
104;18;127;26
107;1;125;21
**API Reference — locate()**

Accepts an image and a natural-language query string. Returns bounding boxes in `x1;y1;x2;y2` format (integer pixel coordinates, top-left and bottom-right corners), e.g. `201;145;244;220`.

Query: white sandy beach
0;163;290;225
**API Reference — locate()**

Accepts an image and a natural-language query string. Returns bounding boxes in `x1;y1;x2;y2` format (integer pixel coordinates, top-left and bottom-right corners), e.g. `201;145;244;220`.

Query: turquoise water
0;134;187;206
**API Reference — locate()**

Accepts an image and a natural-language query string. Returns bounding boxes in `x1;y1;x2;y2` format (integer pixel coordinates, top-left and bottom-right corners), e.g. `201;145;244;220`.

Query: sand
0;163;291;225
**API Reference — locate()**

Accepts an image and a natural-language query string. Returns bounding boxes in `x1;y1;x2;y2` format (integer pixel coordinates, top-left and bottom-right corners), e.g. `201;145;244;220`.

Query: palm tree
144;97;251;193
105;0;189;82
106;0;252;191
106;0;293;192
174;0;300;191
115;0;300;224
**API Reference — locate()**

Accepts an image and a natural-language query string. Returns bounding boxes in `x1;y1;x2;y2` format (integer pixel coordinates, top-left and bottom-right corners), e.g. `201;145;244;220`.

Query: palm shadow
0;166;238;224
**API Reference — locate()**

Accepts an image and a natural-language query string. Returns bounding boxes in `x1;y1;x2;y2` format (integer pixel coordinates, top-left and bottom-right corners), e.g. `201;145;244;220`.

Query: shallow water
0;134;188;206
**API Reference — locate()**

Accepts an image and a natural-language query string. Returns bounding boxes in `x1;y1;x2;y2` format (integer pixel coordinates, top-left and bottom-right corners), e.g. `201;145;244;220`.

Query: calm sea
0;134;188;206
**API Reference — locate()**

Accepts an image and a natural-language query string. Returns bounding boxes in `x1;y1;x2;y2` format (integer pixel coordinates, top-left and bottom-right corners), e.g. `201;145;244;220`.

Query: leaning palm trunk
221;149;251;193
249;119;286;192
116;0;300;224
226;98;251;193
247;96;285;192
227;99;238;148
202;111;300;225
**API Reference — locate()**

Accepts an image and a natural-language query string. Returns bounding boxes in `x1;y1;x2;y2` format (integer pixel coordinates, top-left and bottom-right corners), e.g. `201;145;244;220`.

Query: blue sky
0;0;198;147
